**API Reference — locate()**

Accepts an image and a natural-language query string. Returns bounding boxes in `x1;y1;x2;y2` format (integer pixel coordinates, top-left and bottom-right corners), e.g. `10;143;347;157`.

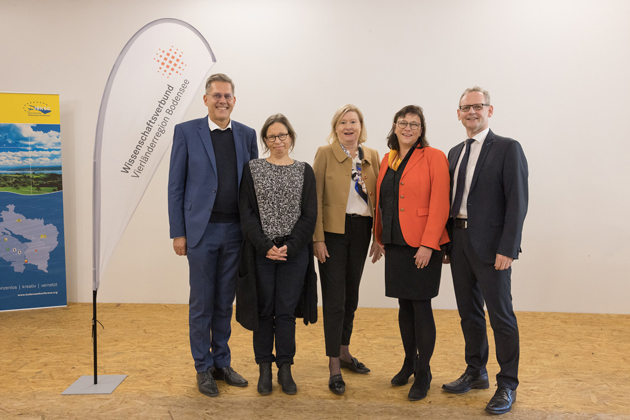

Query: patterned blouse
249;158;305;240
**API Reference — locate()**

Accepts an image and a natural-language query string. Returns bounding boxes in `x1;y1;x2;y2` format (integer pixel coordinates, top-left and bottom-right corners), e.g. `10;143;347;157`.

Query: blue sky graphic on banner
0;124;62;172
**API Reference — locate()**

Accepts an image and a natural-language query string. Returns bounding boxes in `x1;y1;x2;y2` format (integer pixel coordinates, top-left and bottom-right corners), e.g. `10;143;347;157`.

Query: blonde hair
327;104;367;144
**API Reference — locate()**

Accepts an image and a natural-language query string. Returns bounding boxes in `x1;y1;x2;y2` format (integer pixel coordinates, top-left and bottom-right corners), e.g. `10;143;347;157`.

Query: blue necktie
451;139;473;219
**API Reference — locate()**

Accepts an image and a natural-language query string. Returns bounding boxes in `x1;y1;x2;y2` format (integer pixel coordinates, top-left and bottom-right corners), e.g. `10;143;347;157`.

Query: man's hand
267;245;288;261
173;237;187;256
313;241;329;263
369;241;384;263
414;246;433;269
495;254;513;270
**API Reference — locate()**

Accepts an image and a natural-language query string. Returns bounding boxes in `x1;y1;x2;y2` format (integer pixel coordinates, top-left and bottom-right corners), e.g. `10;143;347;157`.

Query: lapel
360;146;372;167
198;117;217;177
401;146;425;181
469;129;495;193
232;121;245;187
332;141;350;163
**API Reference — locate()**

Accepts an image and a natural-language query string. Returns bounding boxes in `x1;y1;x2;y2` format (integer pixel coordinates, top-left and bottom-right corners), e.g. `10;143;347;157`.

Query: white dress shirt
207;116;232;131
451;127;490;219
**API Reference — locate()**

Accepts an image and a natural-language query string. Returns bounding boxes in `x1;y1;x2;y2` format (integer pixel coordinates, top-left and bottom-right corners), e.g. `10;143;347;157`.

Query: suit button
400;195;404;199
400;208;405;212
213;189;217;193
400;182;404;185
369;192;373;195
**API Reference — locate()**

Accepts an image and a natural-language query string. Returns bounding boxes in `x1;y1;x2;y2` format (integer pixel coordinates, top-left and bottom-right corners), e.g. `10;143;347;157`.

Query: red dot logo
154;46;186;78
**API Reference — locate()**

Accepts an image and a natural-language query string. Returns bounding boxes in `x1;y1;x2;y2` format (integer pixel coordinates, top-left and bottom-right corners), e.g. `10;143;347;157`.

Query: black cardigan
235;161;318;331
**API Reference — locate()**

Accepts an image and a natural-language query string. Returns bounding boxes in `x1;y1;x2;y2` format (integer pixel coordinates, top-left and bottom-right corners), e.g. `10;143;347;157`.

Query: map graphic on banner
0;92;67;311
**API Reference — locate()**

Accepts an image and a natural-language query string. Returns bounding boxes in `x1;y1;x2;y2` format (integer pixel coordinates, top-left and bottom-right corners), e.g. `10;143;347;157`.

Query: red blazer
375;146;450;249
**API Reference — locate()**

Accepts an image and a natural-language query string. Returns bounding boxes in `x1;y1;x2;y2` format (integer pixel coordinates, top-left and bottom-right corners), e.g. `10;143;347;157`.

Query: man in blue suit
168;73;258;397
442;87;528;415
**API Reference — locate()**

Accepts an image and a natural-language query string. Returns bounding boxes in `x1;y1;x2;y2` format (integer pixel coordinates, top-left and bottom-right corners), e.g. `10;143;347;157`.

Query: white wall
2;0;629;314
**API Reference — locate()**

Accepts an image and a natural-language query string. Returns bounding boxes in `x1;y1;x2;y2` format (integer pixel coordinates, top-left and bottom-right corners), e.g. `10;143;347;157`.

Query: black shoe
196;369;219;397
391;357;417;386
277;363;297;395
408;369;432;401
485;387;516;415
442;372;489;394
339;357;370;374
211;366;248;387
328;374;345;395
257;362;272;395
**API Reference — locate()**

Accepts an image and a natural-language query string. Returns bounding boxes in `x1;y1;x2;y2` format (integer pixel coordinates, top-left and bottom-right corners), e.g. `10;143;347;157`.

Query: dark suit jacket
167;117;258;248
447;129;528;264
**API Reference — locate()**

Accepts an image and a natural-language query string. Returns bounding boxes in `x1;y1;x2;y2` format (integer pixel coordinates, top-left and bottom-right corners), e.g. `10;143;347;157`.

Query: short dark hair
205;73;235;94
386;105;429;150
260;113;297;154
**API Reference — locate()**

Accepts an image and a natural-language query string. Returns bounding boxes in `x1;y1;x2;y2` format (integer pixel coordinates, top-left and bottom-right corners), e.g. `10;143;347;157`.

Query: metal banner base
62;375;127;395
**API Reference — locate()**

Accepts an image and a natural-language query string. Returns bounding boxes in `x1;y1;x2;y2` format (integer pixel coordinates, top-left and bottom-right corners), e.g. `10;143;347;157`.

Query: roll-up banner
0;92;67;311
93;18;216;291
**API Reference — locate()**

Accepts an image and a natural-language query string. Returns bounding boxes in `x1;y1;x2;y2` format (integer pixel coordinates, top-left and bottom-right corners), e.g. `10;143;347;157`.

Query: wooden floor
1;303;629;419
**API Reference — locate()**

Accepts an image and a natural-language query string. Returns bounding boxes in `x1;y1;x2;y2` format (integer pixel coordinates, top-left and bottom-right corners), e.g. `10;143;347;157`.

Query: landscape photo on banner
0;92;67;311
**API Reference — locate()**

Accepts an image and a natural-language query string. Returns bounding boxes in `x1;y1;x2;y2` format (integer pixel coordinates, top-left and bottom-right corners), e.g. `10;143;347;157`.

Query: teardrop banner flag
93;18;215;290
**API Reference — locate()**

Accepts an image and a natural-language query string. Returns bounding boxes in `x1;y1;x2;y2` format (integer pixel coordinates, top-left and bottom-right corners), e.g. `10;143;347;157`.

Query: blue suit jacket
447;129;528;264
168;117;258;248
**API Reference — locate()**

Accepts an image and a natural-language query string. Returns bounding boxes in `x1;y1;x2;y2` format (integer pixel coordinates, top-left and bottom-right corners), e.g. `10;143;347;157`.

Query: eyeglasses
265;133;289;142
210;93;234;101
397;121;421;131
459;103;489;112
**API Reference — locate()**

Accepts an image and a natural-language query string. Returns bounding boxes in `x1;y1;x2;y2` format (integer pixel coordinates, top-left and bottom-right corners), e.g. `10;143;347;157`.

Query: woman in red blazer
374;105;450;401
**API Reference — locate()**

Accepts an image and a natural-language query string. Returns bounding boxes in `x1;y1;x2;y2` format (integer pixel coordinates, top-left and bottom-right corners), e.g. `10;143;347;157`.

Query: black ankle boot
257;362;272;395
391;356;417;386
408;368;432;401
277;363;297;395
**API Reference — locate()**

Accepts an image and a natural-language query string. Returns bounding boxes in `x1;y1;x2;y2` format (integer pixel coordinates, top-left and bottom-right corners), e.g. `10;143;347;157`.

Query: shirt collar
471;127;490;144
208;116;232;131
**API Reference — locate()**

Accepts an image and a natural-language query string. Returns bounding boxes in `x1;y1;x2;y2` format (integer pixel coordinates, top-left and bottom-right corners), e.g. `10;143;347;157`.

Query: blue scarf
340;143;368;204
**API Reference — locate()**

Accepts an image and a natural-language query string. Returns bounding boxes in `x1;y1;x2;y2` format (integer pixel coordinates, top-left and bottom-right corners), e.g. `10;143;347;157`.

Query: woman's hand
369;242;384;263
266;245;288;261
313;241;329;263
414;246;433;269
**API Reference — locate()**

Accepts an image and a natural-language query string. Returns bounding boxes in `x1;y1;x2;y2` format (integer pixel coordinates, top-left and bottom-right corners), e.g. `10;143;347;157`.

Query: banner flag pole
63;18;216;395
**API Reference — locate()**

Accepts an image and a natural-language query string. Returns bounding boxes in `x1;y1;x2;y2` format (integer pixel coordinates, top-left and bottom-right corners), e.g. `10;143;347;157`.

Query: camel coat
312;141;380;242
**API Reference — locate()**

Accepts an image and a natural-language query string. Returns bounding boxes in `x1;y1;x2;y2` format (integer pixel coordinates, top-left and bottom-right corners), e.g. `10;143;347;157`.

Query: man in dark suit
442;86;528;415
168;73;258;397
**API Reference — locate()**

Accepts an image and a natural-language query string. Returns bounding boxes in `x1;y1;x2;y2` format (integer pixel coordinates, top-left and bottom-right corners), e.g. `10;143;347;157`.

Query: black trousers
319;215;372;357
398;298;436;373
253;247;308;367
449;224;520;390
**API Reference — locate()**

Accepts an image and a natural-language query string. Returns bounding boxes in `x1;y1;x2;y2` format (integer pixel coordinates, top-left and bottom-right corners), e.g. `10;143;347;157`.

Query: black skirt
384;244;442;300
